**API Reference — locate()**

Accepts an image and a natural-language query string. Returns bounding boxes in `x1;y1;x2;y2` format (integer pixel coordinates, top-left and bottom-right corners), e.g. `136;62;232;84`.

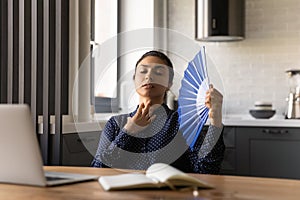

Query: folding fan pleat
180;104;195;110
180;108;197;121
181;79;198;93
186;68;201;86
186;116;207;147
197;48;208;76
190;62;205;82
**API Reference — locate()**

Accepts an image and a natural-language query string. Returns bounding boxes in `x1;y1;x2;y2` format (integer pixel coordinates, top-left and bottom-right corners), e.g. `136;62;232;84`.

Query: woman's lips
142;83;154;89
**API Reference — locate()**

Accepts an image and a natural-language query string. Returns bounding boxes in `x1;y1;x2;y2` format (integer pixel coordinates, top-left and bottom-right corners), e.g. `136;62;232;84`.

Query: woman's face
134;56;171;101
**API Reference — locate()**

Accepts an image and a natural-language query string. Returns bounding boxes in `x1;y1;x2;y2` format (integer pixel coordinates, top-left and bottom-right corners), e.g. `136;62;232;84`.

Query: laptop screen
0;104;47;186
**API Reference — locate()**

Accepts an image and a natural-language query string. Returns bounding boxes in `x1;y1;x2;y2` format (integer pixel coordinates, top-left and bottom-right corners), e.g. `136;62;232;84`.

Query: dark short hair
134;50;174;85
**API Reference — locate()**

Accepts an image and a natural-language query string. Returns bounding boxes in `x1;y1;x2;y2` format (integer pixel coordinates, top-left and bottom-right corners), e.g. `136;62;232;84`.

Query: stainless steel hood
196;0;245;42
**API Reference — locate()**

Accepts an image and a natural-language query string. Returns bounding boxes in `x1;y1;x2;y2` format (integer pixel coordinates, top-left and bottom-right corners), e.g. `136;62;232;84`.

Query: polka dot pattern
91;104;225;174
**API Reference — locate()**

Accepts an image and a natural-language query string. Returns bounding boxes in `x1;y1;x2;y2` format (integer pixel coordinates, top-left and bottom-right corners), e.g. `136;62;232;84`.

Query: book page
99;173;159;191
146;163;213;188
146;163;185;182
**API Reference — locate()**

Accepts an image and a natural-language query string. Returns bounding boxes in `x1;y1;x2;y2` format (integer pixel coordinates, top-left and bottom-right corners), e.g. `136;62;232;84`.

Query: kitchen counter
62;120;107;134
61;114;300;134
223;114;300;127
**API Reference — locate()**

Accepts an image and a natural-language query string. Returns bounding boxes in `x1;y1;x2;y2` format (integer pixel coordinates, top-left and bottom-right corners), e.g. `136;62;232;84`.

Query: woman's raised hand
205;84;223;128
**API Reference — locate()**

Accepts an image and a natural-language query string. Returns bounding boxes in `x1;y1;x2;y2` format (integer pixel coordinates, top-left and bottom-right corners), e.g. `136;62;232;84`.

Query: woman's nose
145;73;153;81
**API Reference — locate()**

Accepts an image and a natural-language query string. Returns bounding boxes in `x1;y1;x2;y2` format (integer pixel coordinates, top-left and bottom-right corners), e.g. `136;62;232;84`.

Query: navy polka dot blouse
91;104;225;174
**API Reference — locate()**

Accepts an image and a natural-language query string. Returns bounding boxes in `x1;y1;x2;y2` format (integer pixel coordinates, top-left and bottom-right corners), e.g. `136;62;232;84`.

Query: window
91;0;118;113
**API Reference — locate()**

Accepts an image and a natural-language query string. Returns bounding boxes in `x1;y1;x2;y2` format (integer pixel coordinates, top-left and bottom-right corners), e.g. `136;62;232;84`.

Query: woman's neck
139;97;164;106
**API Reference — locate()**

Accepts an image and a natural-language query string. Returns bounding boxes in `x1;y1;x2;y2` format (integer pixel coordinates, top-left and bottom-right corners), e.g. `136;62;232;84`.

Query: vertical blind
0;0;69;165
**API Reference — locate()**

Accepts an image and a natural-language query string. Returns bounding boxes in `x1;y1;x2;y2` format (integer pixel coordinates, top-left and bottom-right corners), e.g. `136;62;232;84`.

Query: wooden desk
0;166;300;200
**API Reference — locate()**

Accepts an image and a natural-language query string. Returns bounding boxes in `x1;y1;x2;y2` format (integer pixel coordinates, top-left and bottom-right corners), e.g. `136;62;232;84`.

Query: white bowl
254;101;273;110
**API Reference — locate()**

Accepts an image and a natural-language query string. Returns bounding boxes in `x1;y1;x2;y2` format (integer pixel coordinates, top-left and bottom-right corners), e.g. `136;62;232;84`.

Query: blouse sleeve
194;125;225;174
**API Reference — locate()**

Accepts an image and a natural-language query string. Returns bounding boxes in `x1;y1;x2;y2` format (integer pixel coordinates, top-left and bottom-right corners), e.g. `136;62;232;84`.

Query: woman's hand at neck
123;100;157;134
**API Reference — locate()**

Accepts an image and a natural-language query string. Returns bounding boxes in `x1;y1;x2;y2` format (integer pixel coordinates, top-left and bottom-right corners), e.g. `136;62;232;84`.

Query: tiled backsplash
168;0;300;116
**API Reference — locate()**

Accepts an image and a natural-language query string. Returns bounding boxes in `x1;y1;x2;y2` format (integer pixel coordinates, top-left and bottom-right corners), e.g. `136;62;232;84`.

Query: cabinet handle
262;129;289;134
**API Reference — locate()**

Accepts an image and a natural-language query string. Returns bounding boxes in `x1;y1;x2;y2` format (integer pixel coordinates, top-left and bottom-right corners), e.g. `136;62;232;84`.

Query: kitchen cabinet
220;126;236;175
220;125;300;179
235;127;300;179
62;131;101;166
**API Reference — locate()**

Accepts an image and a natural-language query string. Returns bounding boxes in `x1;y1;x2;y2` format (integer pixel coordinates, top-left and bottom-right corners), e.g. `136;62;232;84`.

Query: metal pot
285;69;300;119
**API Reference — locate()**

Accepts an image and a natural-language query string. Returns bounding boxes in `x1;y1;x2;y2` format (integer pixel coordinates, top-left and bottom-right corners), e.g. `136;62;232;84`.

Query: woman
92;50;225;174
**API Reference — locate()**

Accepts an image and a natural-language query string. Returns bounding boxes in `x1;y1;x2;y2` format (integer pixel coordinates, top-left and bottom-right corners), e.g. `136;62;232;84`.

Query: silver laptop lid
0;104;47;186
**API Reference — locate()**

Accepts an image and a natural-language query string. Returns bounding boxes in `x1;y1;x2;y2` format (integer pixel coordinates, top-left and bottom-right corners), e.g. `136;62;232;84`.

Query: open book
98;163;214;191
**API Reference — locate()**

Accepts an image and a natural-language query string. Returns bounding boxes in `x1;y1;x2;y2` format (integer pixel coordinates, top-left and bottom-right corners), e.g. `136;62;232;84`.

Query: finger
206;84;213;94
208;109;213;118
205;93;211;102
205;91;211;97
205;95;210;101
205;102;211;109
148;114;156;122
144;114;150;121
136;102;145;117
205;94;211;107
142;102;151;117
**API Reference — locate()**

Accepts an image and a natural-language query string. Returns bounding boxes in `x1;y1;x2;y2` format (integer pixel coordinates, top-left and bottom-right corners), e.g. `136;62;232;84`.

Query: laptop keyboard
46;176;72;181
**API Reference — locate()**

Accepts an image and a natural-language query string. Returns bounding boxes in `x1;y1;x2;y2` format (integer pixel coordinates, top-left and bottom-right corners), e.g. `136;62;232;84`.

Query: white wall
168;0;300;116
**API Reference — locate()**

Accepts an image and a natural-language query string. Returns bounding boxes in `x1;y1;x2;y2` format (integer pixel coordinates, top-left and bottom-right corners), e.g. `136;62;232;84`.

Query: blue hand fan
178;46;210;148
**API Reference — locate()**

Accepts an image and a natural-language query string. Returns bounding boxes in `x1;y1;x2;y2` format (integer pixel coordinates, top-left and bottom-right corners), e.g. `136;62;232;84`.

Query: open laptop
0;104;98;186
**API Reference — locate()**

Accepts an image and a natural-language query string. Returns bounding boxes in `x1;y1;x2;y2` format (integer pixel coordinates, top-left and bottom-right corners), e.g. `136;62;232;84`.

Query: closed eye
153;66;167;75
154;70;163;75
139;69;148;74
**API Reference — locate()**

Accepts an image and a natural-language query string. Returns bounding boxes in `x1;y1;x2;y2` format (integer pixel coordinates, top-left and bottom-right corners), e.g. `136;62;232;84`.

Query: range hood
196;0;245;42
